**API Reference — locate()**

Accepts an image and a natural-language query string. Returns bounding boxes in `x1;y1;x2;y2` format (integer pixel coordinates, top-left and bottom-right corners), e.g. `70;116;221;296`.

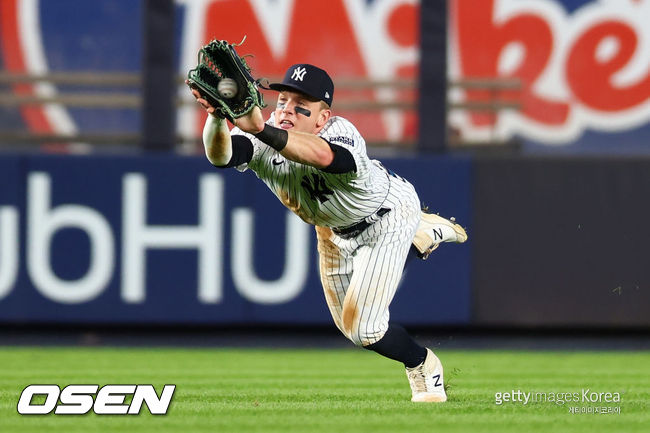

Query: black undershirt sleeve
212;135;355;173
212;135;254;168
322;142;357;174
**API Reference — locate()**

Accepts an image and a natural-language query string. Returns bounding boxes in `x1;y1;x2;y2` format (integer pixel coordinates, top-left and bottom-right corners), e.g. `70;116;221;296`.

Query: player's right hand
233;106;265;134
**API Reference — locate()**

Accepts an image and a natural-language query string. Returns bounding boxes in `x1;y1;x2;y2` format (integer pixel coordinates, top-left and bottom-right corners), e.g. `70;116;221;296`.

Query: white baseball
218;78;238;99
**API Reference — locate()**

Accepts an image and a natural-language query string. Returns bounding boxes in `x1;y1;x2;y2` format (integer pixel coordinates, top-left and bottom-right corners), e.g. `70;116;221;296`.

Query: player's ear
316;107;331;128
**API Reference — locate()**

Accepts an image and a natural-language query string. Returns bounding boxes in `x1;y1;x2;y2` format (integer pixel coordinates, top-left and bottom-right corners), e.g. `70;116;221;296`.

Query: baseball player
188;64;467;402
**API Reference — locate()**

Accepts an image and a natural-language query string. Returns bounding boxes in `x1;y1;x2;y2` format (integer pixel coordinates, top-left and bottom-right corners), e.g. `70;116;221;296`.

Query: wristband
254;124;288;151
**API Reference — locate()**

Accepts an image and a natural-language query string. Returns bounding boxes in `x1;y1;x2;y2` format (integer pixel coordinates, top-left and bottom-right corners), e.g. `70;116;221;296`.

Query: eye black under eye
295;106;311;117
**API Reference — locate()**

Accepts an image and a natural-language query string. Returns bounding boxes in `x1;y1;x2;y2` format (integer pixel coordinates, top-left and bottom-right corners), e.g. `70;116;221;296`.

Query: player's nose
281;103;295;114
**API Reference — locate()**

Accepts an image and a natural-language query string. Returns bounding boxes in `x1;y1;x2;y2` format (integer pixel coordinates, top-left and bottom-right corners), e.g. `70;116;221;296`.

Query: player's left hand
186;79;217;115
186;38;266;122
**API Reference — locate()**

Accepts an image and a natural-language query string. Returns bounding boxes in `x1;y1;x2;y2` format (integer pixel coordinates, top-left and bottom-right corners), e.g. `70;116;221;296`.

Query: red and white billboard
449;0;650;148
2;0;648;151
176;0;420;145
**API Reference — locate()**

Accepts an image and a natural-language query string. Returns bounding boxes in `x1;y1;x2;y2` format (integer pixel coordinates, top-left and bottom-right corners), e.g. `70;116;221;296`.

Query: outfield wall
1;154;648;328
472;156;650;328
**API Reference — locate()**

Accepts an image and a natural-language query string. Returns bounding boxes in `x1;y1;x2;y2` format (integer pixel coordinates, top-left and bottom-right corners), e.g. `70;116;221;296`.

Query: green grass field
0;347;648;433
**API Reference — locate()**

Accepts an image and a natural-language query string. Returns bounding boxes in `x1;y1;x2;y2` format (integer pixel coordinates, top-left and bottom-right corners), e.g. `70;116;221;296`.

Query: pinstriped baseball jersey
316;173;421;346
229;111;422;348
231;113;389;228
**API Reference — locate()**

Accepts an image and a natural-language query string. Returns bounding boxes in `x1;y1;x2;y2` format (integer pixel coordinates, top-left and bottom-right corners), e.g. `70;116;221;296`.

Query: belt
332;208;391;239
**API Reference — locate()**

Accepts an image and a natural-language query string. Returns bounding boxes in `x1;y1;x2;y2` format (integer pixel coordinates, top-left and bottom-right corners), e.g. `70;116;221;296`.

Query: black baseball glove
187;38;266;122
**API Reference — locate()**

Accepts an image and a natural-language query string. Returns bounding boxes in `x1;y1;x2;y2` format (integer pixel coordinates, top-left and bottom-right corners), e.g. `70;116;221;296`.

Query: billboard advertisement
0;154;472;325
0;0;419;146
2;0;648;152
448;0;650;153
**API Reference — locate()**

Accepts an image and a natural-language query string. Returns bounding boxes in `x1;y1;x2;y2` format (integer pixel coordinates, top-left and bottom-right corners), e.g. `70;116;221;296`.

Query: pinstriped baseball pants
316;175;421;346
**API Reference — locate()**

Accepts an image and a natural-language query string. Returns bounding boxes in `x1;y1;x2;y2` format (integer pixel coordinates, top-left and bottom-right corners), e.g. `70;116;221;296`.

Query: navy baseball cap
269;64;334;106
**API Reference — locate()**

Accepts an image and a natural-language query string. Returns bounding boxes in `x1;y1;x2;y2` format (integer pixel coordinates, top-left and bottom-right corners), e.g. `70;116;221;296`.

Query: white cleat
406;348;447;403
412;211;468;259
420;212;468;244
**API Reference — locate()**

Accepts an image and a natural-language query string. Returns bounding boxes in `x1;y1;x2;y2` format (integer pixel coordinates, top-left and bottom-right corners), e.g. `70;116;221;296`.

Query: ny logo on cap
291;66;307;81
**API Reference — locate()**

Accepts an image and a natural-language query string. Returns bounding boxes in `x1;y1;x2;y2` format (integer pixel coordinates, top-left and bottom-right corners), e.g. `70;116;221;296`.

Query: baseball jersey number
301;173;334;203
